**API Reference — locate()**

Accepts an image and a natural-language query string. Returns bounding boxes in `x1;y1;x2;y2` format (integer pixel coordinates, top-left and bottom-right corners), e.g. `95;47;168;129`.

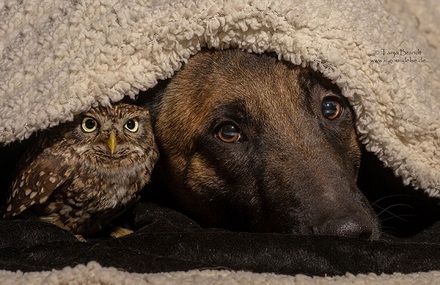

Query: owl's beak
107;131;117;155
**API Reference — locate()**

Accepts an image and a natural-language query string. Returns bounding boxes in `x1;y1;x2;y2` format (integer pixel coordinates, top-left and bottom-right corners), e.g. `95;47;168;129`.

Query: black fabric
1;202;440;276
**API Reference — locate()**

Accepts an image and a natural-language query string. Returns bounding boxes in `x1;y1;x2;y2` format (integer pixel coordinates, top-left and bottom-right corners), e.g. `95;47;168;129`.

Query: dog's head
150;49;379;239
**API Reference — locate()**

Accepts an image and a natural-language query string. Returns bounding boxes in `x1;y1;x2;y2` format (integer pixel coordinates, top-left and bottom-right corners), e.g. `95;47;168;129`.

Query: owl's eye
124;119;139;132
81;117;98;133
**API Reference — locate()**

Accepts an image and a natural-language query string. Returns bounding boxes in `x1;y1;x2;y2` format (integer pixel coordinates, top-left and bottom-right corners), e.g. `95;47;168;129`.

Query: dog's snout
313;214;377;239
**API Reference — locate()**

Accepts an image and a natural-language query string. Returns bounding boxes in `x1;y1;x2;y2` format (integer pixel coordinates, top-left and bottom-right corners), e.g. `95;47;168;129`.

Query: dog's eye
216;123;241;143
322;97;343;120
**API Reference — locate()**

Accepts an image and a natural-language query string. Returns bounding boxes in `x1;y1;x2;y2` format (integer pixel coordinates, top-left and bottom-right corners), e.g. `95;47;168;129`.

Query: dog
148;49;379;239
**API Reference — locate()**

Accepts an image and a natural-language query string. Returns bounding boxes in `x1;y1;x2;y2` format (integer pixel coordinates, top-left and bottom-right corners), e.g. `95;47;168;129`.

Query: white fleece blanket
0;0;439;284
1;262;440;285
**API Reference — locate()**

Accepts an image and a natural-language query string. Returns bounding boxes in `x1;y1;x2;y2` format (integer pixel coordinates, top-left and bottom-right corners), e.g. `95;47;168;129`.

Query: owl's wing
3;151;71;219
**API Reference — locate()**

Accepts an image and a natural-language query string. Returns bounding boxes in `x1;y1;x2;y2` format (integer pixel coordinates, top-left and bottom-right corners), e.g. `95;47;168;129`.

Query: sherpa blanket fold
1;0;440;284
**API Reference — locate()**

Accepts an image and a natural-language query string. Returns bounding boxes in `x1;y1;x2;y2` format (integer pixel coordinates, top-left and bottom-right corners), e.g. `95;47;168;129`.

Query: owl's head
65;102;157;167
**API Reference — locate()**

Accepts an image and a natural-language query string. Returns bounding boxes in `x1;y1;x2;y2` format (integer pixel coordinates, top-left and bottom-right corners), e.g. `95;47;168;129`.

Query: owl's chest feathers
40;145;151;213
70;162;148;208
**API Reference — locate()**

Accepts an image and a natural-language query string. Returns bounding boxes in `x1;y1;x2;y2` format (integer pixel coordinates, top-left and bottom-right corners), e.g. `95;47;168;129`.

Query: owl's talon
75;234;87;242
110;227;134;238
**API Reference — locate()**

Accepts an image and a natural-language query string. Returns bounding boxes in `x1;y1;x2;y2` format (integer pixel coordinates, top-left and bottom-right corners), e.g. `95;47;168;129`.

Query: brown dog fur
149;49;379;239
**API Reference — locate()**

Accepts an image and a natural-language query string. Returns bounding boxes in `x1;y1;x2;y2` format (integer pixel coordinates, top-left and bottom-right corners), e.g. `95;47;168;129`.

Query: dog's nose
313;214;377;239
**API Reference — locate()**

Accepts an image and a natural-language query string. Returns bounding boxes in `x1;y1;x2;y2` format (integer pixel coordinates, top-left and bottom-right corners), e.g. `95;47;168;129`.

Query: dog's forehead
174;50;309;113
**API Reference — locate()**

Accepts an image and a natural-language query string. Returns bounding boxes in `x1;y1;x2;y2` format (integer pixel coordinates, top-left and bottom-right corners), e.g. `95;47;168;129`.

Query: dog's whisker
370;194;412;207
379;214;418;224
375;203;415;215
375;203;415;220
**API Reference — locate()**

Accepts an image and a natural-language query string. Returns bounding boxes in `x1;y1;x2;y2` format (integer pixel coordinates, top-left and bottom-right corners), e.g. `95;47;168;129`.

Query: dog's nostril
314;215;376;239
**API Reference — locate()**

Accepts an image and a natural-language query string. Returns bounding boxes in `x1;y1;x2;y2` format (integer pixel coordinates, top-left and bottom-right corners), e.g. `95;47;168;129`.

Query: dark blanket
1;201;440;277
1;144;440;276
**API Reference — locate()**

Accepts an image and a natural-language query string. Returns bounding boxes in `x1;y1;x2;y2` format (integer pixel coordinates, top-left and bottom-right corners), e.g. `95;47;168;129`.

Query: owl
3;102;159;236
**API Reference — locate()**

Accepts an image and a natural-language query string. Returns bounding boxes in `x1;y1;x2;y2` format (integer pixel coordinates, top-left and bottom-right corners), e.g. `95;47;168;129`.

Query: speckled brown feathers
3;102;158;236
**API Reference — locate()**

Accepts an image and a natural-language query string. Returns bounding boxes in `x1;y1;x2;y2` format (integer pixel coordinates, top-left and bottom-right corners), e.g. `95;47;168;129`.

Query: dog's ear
137;79;170;122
